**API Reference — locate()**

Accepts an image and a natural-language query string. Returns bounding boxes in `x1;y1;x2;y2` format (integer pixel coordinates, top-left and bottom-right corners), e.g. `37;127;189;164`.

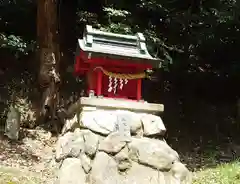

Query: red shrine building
74;25;161;103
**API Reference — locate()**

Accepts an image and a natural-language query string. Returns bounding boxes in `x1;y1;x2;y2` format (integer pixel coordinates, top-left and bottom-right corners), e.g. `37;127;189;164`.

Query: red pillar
87;71;93;95
136;79;142;101
96;70;102;96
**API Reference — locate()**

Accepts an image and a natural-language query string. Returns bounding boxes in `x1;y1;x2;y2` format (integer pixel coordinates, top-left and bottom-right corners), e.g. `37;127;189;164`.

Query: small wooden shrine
74;25;163;113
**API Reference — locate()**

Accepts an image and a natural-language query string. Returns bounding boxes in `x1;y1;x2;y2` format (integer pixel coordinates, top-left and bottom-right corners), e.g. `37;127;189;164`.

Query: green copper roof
77;25;161;68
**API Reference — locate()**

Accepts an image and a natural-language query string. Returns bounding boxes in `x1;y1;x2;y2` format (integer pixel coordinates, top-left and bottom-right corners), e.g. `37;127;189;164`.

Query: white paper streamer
113;77;118;94
108;76;112;92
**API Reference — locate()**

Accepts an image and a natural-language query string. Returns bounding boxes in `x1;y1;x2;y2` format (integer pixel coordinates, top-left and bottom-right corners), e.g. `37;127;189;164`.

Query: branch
158;41;184;53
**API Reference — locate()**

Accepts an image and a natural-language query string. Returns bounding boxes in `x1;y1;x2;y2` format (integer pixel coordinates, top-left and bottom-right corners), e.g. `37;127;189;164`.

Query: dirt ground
0;126;58;184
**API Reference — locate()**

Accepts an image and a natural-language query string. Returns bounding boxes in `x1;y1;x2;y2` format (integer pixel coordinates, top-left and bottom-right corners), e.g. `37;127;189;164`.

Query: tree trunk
37;0;60;123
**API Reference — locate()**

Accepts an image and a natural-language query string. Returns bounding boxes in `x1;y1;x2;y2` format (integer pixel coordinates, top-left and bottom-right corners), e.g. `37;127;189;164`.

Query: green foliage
103;7;130;18
0;0;36;56
193;161;240;184
0;0;239;75
0;33;35;55
100;8;133;34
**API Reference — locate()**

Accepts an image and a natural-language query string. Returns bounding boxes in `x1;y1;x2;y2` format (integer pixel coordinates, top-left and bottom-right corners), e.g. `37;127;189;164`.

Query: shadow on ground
0;127;40;166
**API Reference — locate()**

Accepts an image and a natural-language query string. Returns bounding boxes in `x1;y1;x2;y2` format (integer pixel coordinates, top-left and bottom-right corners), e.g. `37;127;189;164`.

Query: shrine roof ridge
85;25;144;41
76;25;162;67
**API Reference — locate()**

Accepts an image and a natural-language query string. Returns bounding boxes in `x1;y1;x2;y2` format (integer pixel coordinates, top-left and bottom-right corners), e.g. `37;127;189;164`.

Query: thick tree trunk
37;0;60;123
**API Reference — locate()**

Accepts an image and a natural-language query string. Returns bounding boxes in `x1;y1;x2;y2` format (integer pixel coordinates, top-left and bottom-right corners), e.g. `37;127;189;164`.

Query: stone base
55;107;192;184
62;106;166;136
79;97;164;114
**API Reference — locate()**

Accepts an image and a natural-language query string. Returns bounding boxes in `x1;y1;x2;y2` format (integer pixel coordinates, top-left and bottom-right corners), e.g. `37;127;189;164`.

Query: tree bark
37;0;60;123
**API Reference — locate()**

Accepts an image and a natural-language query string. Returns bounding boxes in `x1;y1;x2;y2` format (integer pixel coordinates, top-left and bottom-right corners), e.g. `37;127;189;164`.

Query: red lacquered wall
74;51;152;100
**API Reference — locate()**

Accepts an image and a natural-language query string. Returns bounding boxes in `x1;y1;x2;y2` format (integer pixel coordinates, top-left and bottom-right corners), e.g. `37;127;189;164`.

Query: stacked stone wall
55;108;192;184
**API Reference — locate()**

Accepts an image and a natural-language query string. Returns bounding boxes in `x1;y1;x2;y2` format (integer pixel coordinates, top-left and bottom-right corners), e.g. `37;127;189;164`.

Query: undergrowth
193;161;240;184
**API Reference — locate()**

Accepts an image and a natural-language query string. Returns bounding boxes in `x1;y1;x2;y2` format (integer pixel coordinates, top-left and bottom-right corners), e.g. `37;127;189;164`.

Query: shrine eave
77;39;162;68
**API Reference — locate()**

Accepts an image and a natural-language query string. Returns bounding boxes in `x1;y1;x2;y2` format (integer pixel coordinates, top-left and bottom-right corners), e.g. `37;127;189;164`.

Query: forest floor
0;125;240;184
0;126;58;184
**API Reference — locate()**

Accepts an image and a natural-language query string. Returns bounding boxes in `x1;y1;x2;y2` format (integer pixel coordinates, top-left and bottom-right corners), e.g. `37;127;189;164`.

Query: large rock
121;162;165;184
61;114;79;134
69;135;85;158
170;161;192;183
141;114;166;136
81;129;99;157
55;129;85;161
128;137;179;171
115;112;131;141
89;153;189;184
79;153;92;174
5;105;20;140
115;110;141;136
56;158;86;184
56;132;75;161
90;152;119;184
128;113;142;135
114;146;132;171
99;132;127;154
120;162;191;184
80;110;117;135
